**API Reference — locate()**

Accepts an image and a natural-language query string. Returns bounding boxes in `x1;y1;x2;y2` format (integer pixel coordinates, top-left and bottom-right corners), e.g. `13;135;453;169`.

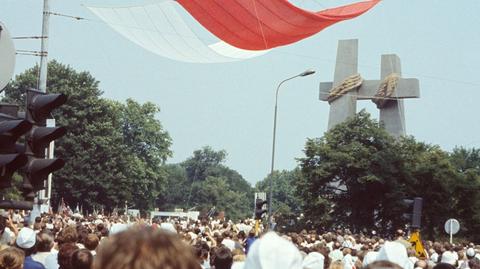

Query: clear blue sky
2;0;480;185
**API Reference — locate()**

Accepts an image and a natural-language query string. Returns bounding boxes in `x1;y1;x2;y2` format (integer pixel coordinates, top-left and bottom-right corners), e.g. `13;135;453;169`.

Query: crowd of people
0;209;479;269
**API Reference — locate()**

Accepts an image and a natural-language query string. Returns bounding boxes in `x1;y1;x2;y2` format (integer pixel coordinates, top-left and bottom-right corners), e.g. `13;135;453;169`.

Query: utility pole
33;0;52;219
39;0;50;93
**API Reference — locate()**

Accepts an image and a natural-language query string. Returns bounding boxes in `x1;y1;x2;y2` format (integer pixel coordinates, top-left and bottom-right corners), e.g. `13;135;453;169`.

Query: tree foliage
159;147;254;220
3;61;172;211
297;110;480;240
255;169;304;231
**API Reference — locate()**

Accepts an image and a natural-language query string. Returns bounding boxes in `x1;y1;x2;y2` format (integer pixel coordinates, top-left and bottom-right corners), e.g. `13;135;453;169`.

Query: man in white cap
16;227;46;269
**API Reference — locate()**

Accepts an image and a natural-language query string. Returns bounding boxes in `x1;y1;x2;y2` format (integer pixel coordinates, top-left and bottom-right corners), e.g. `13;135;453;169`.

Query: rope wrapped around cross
327;73;400;108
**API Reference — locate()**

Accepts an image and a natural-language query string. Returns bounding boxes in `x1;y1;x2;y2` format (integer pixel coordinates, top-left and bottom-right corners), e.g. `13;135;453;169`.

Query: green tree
256;169;304;232
3;61;172;211
118;99;172;210
157;147;254;220
398;138;458;239
157;164;190;210
298;110;407;233
181;146;227;182
255;169;303;216
190;177;251;221
297;110;477;239
449;147;480;241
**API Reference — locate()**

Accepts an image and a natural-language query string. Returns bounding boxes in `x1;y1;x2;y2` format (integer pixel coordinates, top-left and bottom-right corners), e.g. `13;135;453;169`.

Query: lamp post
268;69;316;229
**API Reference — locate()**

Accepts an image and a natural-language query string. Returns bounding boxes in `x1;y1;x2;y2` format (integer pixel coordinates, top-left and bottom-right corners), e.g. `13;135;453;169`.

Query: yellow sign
409;231;427;258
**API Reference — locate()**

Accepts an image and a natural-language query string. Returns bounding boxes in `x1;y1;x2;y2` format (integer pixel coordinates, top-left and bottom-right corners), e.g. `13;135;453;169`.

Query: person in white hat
244;232;303;269
302;252;325;269
16;227;46;269
441;251;457;266
375;241;414;269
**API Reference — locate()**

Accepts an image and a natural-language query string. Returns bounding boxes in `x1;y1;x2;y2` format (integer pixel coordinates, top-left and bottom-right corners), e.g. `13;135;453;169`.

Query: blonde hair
93;227;200;269
0;247;24;269
329;260;344;269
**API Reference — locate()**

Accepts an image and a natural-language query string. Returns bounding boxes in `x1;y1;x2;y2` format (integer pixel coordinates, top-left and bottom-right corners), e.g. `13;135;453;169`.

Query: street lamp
268;68;316;229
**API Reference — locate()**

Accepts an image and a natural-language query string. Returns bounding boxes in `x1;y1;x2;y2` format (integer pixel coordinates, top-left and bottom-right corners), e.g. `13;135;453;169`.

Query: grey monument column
357;55;420;138
319;39;359;130
379;55;405;137
320;40;420;137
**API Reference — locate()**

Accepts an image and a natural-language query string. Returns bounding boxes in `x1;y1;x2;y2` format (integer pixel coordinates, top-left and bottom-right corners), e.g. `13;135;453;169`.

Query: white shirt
44;251;59;269
32;252;52;265
0;228;14;245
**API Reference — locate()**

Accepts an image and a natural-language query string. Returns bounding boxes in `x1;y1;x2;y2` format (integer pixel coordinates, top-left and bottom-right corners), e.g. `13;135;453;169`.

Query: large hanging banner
87;1;269;63
87;0;380;62
176;0;381;50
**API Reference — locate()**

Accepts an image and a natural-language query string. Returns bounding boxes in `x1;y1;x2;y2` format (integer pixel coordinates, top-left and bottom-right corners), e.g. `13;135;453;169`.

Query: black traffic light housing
23;89;67;192
403;197;423;229
255;198;268;220
0;105;32;189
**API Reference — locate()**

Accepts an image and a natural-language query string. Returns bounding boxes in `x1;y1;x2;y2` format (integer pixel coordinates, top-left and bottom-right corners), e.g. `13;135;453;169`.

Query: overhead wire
12;36;47;40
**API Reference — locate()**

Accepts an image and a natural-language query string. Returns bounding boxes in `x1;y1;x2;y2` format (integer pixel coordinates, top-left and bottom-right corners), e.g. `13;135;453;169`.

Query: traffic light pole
37;0;53;214
39;0;50;93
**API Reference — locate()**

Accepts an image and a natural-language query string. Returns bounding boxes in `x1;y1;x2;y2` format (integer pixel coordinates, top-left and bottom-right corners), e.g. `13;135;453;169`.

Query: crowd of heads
0;210;479;269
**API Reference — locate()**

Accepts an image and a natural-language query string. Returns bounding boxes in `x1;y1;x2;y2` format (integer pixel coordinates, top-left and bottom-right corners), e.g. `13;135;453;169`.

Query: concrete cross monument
319;39;420;138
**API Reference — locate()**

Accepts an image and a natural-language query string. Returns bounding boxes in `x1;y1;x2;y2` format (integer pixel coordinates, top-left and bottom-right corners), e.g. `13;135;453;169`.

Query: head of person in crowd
466;248;476;260
15;227;36;256
83;234;99;253
71;249;93;269
303;252;325;269
366;261;403;269
244;232;302;269
0;247;24;269
440;248;457;266
93;227;201;269
36;231;54;253
77;228;89;247
33;217;42;232
213;246;233;269
58;243;80;269
328;260;344;269
231;248;245;262
433;263;457;269
375;241;413;269
193;242;209;268
57;226;78;246
469;258;480;269
414;259;428;269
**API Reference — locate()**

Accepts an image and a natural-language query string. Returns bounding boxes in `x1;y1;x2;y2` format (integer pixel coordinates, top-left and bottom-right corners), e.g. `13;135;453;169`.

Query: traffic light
24;89;67;192
403;197;423;229
255;198;267;220
0;104;34;210
0;104;31;189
